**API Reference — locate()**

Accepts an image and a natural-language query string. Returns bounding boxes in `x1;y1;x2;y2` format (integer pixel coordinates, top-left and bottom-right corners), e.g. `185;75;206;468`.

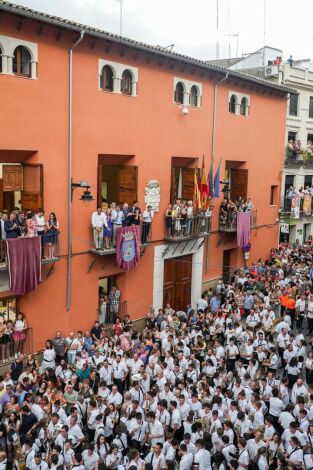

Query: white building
212;47;313;243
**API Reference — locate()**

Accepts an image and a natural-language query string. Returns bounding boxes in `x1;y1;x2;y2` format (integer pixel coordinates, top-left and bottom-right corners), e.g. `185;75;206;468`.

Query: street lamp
71;180;94;202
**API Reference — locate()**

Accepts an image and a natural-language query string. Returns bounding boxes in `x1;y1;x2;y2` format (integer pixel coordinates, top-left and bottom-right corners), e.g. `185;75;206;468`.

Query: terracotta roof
0;0;296;95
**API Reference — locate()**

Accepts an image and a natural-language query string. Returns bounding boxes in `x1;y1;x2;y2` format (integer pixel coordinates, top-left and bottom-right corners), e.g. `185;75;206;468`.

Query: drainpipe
205;71;230;273
67;30;85;311
211;71;229;165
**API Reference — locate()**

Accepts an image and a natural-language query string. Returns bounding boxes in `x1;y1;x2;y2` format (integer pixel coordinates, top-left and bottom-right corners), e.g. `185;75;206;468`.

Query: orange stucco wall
0;13;287;350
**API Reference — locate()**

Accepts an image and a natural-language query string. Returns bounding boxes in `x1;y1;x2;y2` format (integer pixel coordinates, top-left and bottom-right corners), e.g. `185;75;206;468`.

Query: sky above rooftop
11;0;313;62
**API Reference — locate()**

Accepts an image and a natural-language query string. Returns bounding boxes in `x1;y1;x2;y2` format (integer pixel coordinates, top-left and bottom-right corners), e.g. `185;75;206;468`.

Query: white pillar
1;55;7;73
30;61;37;79
7;55;13;74
132;80;137;96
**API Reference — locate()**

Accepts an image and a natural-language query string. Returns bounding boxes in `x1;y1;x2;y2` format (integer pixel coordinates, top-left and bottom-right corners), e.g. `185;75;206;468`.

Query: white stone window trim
173;77;202;108
0;34;38;79
98;59;138;96
228;91;250;116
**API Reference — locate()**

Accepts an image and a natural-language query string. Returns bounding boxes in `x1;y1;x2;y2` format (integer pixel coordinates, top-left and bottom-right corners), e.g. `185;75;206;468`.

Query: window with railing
229;94;237;114
100;65;114;92
121;70;133;95
174;81;185;104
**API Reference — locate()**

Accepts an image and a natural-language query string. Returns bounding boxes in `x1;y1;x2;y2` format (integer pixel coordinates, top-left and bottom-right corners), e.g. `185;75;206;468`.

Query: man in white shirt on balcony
91;207;107;250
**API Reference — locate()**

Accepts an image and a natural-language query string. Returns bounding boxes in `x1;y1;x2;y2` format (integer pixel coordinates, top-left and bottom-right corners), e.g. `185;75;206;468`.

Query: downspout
205;71;230;273
211;70;229;164
67;30;85;311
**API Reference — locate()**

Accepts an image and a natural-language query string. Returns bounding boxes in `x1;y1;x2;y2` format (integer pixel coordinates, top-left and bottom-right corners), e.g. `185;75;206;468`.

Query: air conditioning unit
265;65;279;77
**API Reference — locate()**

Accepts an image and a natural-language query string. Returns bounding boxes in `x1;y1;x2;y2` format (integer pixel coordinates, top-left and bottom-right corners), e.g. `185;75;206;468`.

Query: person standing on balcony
4;213;18;239
246;198;254;211
91;208;107;251
186;201;193;235
35;209;45;257
142;205;153;244
111;205;123;247
104;209;113;250
121;202;131;227
25;212;37;238
44;212;59;259
108;286;121;322
12;313;27;357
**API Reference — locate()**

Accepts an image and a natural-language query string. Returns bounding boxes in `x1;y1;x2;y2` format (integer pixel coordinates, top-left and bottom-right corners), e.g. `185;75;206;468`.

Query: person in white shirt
29;453;49;470
145;443;166;470
269;388;285;426
141;206;153;244
178;443;193;470
147;411;164;447
286;436;304;468
193;438;211;470
82;444;100;470
91;207;107;250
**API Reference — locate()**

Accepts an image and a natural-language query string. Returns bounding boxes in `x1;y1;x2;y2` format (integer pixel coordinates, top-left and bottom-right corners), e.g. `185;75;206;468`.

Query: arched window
100;65;114;92
121;69;133;95
240;97;248;116
174;82;185;104
0;45;2;73
13;46;31;77
190;85;199;107
229;94;237;114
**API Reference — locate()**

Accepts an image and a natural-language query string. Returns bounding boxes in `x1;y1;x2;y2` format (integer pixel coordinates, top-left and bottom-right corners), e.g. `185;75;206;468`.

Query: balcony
90;224;152;255
285;149;313;168
164;215;211;243
0;234;60;272
219;209;257;232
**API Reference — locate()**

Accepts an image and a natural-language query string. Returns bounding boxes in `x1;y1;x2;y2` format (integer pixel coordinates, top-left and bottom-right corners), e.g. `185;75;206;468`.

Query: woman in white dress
41;339;56;369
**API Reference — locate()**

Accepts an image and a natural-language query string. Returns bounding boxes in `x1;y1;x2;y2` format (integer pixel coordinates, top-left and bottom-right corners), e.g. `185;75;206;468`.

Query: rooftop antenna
225;34;239;58
119;0;123;36
263;0;266;66
216;0;219;60
227;0;231;59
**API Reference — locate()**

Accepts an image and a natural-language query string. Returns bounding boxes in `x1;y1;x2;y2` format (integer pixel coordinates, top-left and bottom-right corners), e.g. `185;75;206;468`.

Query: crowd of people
0;208;59;259
1;241;313;469
219;197;254;230
164;200;212;239
91;203;153;251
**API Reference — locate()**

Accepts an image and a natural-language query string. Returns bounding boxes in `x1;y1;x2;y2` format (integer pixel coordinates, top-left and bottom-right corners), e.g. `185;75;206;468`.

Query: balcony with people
0;208;60;269
219;196;257;232
164;199;212;242
285;139;313;167
90;203;153;255
281;184;313;215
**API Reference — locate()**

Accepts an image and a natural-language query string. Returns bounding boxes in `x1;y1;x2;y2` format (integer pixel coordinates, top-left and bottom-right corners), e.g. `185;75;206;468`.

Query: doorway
222;249;232;283
99;276;117;324
163;254;192;311
304;223;311;243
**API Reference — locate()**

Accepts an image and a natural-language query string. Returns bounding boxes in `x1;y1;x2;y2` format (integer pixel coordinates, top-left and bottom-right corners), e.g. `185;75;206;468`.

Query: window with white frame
173;77;202;108
0;35;38;78
228;91;250;116
98;59;138;96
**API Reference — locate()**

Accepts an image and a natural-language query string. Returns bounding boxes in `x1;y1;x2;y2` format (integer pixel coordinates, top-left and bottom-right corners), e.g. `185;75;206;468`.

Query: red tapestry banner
116;225;140;271
7;237;42;295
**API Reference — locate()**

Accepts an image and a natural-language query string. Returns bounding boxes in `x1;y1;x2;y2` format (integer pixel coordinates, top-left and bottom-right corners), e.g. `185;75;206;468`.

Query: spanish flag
200;155;209;209
193;169;201;210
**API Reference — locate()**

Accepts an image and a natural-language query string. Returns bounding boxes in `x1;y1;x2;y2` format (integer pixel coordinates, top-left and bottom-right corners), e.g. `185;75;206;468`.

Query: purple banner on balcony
237;211;251;248
116;226;140;271
6;237;42;295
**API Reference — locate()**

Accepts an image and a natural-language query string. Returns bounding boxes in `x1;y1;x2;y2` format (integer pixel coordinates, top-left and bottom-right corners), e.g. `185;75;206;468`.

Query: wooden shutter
117;166;137;205
21;164;43;211
230;169;248;201
3;165;23;192
182;168;195;201
97;164;103;207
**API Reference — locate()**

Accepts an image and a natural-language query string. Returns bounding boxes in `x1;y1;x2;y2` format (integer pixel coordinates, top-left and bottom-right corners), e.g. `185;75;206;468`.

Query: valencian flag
200;155;209;209
193;168;201;209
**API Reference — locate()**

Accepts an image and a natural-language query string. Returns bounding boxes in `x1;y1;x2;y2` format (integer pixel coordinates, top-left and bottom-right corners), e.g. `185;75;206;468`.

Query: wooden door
163;255;192;311
3;165;23;192
230;169;248;201
117;166;137;205
222;249;231;283
97;165;103;207
0;179;4;212
3;192;14;213
21;164;43;211
182;168;195;201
